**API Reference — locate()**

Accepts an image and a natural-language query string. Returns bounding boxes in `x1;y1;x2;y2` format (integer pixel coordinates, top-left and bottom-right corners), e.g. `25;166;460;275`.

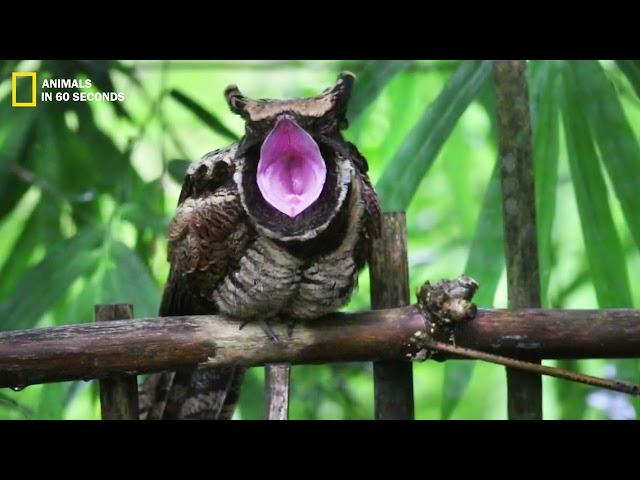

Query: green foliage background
0;60;638;420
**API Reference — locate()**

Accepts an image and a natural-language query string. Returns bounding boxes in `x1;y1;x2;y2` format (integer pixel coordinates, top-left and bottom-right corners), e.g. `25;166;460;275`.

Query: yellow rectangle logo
12;72;37;107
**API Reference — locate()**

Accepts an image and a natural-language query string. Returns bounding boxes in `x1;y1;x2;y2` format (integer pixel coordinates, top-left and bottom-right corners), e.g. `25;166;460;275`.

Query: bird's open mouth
257;116;327;218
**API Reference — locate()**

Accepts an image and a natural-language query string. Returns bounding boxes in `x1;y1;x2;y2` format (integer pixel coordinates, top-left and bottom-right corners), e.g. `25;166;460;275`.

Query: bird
138;72;381;420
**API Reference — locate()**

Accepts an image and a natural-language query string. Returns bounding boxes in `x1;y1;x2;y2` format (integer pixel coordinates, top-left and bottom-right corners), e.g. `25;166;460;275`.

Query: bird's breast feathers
169;164;368;320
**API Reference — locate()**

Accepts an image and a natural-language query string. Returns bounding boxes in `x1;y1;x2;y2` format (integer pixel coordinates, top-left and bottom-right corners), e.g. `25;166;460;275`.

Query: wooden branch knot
416;276;479;328
412;276;480;361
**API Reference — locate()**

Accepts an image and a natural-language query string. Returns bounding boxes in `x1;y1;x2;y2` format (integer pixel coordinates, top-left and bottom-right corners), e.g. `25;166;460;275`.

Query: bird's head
227;72;360;242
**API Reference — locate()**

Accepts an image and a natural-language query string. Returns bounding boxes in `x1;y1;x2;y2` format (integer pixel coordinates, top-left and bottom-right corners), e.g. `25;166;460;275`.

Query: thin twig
9;163;68;204
424;339;640;397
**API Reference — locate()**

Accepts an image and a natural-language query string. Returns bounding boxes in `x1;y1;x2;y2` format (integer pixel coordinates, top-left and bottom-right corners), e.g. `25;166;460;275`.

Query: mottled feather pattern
166;148;373;321
141;145;379;419
139;75;381;420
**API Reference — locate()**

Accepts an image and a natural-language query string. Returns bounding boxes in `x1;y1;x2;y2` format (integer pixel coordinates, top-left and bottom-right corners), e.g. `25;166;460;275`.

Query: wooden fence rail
1;306;639;390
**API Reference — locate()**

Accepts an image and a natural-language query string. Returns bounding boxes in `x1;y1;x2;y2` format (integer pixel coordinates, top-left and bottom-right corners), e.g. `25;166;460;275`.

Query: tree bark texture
95;304;139;420
494;60;543;420
1;307;639;389
370;212;414;420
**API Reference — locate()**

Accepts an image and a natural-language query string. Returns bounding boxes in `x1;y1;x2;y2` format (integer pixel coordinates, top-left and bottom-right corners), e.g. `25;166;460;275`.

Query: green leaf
120;202;169;234
236;367;266;420
530;61;561;307
442;163;505;419
74;60;132;120
560;69;633;308
169;89;240;142
100;241;160;317
0;199;50;298
36;382;71;419
568;60;640;255
375;70;428;165
63;239;161;331
0;104;37;221
555;360;589;419
72;100;130;193
0;392;32;419
0;228;103;331
107;60;145;89
0;61;20;81
615;60;640;99
348;60;413;123
441;83;503;420
376;60;494;211
561;61;640;417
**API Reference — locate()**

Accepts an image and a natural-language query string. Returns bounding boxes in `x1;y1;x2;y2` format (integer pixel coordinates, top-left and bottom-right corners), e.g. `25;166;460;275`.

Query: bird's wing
343;141;382;269
139;145;253;420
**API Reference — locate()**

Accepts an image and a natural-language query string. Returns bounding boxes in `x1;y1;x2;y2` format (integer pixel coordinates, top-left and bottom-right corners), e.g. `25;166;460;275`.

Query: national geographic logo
12;72;37;107
11;71;125;107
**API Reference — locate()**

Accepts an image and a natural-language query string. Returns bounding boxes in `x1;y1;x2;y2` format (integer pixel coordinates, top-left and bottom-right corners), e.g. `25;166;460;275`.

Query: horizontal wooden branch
1;306;639;389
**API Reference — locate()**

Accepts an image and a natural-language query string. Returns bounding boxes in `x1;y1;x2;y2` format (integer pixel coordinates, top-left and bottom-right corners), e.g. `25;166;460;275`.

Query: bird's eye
210;161;231;185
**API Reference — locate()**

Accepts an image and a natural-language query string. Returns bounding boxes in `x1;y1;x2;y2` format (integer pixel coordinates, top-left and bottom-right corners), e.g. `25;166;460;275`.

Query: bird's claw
260;319;281;344
237;317;293;344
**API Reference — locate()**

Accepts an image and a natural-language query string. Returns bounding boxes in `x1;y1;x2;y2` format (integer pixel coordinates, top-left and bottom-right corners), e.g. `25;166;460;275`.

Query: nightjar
139;72;381;419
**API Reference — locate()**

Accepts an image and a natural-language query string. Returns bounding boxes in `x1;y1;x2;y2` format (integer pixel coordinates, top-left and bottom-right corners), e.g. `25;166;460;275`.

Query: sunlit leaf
615;60;640;99
236;367;265;420
0;228;103;331
120;203;169;234
555;360;589;419
443;163;504;419
530;60;561;307
0;61;20;81
348;60;413;123
101;241;160;317
77;60;132;120
569;60;640;254
62;238;161;333
0;105;37;221
0;199;51;299
107;60;145;89
560;69;633;307
442;82;503;419
377;60;493;211
170;89;240;142
0;392;32;419
36;382;71;419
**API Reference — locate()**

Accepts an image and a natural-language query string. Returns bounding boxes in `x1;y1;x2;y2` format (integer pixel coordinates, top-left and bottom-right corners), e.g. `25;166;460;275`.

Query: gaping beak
256;116;327;218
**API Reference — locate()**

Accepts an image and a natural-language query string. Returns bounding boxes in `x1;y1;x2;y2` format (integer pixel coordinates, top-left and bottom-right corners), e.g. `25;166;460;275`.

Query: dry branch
1;306;640;390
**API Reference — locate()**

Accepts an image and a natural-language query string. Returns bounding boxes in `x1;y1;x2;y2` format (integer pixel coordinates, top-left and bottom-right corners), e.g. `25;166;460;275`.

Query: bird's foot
259;318;281;344
236;317;281;344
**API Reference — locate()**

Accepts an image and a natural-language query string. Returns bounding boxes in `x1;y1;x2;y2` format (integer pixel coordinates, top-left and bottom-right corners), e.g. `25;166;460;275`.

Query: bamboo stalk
370;212;414;420
494;60;543;419
265;364;290;420
95;304;139;420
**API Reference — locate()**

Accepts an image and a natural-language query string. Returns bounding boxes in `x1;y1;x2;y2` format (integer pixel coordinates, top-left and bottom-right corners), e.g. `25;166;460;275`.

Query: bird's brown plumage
139;73;381;420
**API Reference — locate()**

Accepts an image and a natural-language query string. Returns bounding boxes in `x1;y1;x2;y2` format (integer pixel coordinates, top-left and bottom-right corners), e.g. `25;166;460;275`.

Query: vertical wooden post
265;364;290;420
494;60;543;420
95;304;139;420
369;211;414;420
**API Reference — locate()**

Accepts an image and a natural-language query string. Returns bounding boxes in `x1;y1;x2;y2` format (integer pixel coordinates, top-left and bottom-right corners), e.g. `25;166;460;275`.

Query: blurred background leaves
0;60;638;419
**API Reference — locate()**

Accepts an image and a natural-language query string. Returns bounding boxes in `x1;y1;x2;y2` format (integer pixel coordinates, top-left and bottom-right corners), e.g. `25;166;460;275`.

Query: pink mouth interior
257;117;327;218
